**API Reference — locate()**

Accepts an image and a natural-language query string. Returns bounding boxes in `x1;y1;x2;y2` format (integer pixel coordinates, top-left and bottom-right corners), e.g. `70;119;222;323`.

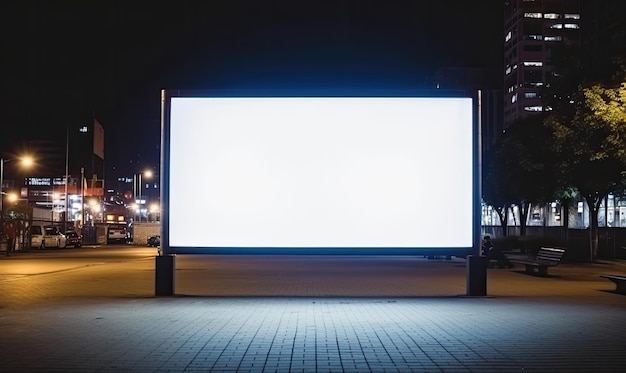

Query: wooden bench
600;275;626;295
508;247;565;276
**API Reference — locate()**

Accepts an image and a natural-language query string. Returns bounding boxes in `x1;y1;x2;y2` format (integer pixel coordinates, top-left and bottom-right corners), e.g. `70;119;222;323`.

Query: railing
482;225;626;260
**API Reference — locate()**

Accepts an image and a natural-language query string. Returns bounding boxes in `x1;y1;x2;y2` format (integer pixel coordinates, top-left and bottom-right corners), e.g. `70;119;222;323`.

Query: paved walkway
1;252;626;372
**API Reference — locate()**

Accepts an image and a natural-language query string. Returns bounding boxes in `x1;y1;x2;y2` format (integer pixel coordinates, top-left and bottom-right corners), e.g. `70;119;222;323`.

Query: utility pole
64;126;69;232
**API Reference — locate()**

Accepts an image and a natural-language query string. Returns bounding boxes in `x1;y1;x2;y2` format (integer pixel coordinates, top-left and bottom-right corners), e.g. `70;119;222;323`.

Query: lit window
524;106;543;112
528;82;544;87
550;23;563;29
528;34;543;40
545;106;553;111
505;65;512;75
508;86;515;93
505;31;512;42
523;61;543;67
513;64;518;70
564;14;580;19
544;36;562;42
524;12;542;18
544;13;559;19
564;23;579;29
512;93;517;103
524;92;538;99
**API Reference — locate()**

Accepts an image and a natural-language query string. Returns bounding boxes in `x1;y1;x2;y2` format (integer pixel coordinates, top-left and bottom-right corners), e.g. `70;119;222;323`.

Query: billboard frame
156;89;484;295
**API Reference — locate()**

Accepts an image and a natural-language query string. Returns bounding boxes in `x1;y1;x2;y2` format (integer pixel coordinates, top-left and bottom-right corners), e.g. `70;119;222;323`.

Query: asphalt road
2;245;626;300
0;245;157;279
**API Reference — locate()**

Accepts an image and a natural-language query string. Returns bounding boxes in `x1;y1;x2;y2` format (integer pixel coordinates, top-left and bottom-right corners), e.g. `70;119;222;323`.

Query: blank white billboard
167;96;474;249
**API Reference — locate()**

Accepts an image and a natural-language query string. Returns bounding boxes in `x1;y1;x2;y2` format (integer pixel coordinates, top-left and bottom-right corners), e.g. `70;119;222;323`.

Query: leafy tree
483;114;558;236
546;79;626;260
482;148;511;236
3;200;32;250
541;6;626;259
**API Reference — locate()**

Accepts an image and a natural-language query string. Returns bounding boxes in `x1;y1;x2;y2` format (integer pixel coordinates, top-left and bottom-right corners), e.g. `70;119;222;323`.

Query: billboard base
155;255;175;296
466;255;487;296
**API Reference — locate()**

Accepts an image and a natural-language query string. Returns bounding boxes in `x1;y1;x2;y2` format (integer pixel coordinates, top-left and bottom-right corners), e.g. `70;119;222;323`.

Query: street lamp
7;192;18;204
149;203;160;222
0;156;33;216
64;126;69;232
134;169;153;222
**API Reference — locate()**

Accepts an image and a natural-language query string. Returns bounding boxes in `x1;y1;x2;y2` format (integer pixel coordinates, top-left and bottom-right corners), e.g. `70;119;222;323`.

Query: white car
107;225;128;244
30;225;67;249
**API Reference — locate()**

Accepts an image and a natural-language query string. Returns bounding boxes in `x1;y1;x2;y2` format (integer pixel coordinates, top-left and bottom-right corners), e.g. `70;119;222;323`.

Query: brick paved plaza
1;251;625;372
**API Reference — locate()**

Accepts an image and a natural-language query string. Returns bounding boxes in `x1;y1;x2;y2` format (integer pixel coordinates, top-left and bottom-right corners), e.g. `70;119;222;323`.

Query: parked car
30;225;67;249
147;235;160;247
64;231;82;248
107;225;128;244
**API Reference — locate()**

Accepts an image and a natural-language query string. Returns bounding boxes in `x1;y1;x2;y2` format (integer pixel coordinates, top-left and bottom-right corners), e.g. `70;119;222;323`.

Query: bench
508;247;565;276
600;275;626;295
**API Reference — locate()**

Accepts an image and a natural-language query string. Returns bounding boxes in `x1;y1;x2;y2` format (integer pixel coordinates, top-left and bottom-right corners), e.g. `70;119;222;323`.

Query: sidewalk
1;254;625;372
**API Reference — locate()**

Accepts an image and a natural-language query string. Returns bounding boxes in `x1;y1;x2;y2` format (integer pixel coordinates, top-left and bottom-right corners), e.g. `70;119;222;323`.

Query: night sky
0;1;503;180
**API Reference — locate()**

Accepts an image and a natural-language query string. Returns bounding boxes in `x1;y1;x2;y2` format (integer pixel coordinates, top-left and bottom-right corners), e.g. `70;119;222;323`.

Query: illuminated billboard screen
163;93;477;254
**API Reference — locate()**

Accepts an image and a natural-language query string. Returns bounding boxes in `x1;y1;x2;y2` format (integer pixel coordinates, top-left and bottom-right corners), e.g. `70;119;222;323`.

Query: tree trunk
519;201;530;236
510;206;517;228
561;199;570;241
584;195;602;262
496;207;508;237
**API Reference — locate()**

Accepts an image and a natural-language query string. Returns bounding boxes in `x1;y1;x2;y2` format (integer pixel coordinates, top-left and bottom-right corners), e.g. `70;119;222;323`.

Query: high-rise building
503;0;582;128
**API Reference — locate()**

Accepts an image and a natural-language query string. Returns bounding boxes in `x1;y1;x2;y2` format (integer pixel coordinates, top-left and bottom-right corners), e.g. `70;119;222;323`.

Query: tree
483;115;559;236
4;200;32;251
482;148;511;236
546;79;626;260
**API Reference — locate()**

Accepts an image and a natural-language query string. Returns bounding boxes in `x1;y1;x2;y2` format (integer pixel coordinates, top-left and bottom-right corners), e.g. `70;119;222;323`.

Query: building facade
503;0;581;128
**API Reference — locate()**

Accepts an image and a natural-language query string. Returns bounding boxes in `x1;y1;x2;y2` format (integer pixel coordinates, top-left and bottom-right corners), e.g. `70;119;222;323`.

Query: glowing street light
134;169;153;222
7;192;18;203
149;202;160;222
87;198;102;224
0;155;34;216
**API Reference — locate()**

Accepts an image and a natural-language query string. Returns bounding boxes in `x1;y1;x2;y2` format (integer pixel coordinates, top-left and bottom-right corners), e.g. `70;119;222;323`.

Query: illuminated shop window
544;36;562;42
524;12;542;18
